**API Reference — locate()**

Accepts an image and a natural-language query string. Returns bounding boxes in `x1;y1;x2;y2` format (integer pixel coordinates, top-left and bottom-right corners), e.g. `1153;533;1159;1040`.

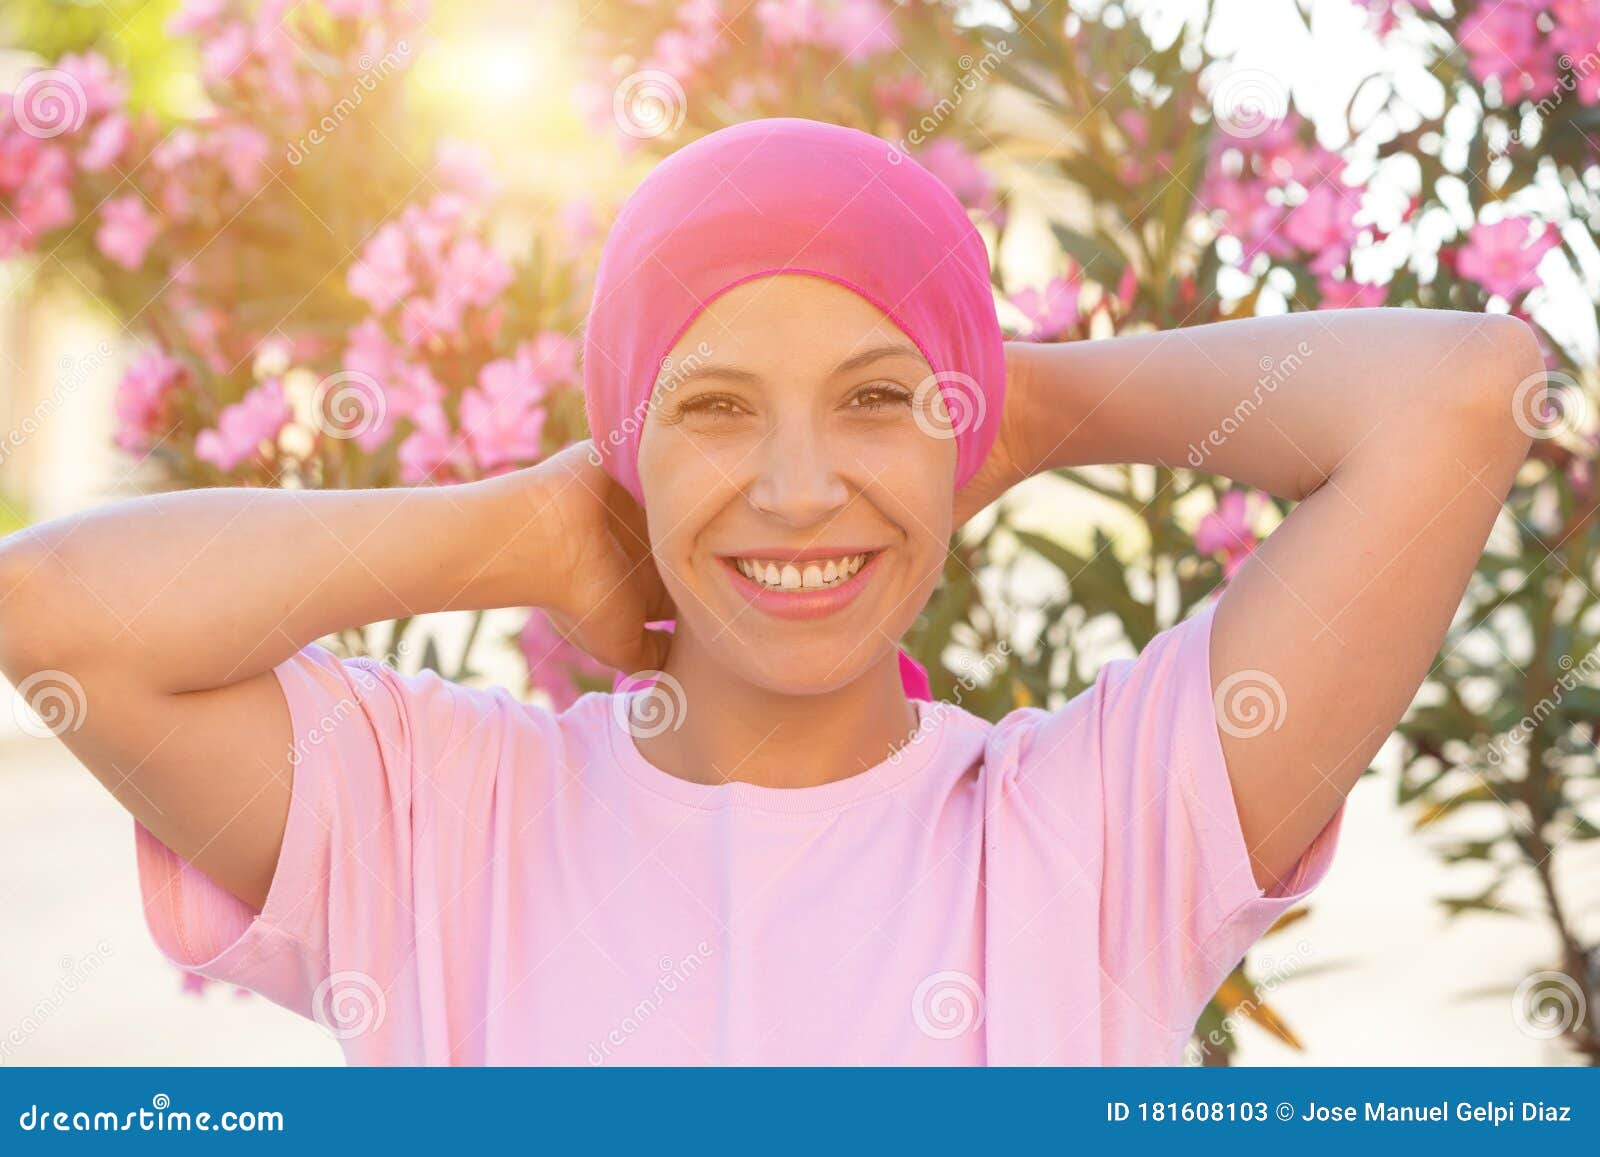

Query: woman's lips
719;550;884;621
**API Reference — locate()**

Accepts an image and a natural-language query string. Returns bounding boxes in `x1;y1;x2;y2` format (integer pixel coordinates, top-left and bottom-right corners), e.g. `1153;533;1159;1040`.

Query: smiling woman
0;116;1537;1066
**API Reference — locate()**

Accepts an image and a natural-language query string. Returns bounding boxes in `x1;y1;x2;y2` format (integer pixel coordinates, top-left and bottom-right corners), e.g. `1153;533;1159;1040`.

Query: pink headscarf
583;117;1006;700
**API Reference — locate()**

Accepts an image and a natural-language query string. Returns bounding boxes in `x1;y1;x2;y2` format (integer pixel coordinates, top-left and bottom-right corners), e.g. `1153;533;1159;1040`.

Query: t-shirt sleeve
1016;597;1344;1037
132;643;466;1027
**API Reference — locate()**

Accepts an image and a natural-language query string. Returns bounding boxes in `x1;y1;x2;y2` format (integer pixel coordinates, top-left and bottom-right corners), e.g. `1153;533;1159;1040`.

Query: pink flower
1315;273;1388;309
0;127;73;255
1278;181;1363;258
1456;216;1559;301
755;0;825;45
94;194;159;270
1460;1;1557;102
348;223;414;313
113;348;188;453
825;0;900;60
518;331;579;387
1010;275;1081;341
434;138;498;203
1552;0;1600;102
519;610;611;710
914;137;998;219
650;25;721;76
1195;489;1266;579
195;379;291;473
55;52;126;118
213;122;271;192
460;346;551;473
78;111;128;171
397;402;470;484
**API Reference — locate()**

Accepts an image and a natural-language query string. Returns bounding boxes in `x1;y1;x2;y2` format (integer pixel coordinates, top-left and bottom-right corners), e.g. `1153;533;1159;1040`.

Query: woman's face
636;274;958;694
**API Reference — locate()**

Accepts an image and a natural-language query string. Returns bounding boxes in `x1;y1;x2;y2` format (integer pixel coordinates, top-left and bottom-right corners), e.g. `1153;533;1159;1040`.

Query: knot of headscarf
583;117;1006;700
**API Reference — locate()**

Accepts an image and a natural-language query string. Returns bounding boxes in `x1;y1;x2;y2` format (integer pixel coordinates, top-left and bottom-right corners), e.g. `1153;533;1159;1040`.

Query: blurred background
0;0;1597;1065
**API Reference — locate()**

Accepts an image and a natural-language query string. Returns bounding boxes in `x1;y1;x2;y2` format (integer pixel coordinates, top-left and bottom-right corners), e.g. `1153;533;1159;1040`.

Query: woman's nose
746;421;851;526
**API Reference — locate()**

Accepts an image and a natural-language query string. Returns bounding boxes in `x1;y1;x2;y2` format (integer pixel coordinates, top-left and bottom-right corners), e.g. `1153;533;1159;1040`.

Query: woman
0;118;1536;1065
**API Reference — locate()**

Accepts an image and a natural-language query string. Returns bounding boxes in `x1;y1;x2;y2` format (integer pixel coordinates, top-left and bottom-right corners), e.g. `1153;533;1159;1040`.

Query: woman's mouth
718;549;885;620
730;551;872;590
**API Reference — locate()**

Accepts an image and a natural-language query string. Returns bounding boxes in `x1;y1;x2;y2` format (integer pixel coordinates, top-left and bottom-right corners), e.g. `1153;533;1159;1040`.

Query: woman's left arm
994;308;1539;890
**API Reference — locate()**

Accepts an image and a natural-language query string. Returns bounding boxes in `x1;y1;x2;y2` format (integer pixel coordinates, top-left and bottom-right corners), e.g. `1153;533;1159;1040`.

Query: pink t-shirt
134;599;1343;1065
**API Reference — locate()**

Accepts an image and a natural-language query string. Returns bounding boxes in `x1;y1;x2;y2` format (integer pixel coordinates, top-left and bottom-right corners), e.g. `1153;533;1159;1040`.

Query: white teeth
732;552;876;591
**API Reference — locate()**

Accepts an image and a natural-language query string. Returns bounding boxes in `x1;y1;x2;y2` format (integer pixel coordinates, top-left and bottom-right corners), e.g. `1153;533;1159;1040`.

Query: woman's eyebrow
831;343;924;375
666;342;922;389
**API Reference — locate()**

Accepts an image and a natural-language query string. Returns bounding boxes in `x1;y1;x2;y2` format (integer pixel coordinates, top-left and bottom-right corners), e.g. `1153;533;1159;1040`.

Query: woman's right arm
0;441;667;910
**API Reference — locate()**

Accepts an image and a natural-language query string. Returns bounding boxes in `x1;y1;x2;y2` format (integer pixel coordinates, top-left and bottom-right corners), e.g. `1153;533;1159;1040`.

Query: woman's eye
678;394;744;420
850;384;913;412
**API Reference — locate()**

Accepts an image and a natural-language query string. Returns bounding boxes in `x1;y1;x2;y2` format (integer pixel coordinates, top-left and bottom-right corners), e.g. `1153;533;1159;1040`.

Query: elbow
1449;313;1544;459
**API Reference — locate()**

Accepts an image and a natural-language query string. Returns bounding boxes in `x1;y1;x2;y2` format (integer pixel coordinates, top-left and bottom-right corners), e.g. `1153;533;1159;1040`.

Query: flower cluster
1202;116;1388;309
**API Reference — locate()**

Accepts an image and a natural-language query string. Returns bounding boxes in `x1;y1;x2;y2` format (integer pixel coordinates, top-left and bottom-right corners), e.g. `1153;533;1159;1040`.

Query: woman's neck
627;634;920;790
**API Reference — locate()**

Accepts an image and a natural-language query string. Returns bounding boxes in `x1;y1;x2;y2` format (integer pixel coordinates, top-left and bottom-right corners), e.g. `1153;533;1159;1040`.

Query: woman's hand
519;440;675;674
950;342;1041;530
